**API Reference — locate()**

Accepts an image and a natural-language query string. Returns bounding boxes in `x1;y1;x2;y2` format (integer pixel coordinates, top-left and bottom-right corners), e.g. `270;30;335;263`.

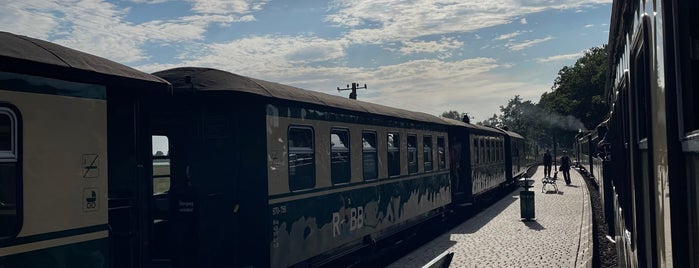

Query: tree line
441;45;609;150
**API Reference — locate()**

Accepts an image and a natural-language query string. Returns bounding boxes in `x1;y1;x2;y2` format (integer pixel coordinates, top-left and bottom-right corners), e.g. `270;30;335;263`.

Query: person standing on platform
560;151;571;185
543;149;553;178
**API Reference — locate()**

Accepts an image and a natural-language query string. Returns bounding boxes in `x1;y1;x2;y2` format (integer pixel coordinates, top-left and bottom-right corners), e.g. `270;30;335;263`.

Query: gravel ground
579;169;618;267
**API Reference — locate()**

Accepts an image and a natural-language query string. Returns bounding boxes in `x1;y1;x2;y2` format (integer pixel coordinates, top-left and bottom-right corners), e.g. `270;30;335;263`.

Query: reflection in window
407;135;417;174
387;132;400;177
438;137;446;170
289;127;315;191
152;135;171;195
0;108;18;238
331;128;350;185
423;136;433;172
362;131;378;180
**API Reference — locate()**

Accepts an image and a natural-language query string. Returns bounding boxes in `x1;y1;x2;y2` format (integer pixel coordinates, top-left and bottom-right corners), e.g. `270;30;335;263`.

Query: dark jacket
543;152;552;165
560;155;571;170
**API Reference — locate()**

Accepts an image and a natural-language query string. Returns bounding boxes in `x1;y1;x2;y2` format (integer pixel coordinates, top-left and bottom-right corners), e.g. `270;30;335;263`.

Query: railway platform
388;165;593;268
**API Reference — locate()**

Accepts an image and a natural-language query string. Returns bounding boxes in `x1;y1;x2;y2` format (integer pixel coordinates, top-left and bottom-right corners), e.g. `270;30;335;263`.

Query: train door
146;106;199;267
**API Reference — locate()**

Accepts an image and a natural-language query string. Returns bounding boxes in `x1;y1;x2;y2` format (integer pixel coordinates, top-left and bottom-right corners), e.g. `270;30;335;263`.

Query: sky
1;0;611;123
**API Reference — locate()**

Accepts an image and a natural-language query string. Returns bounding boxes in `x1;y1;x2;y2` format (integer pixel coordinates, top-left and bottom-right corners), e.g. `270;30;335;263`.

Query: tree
440;110;470;123
539;46;608;130
532;45;610;148
498;95;536;134
468;46;609;150
477;113;499;126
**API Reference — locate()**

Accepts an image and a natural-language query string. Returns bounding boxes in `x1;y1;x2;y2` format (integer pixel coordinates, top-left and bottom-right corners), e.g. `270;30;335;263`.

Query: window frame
330;127;351;185
362;130;379;181
387;132;401;177
407;134;418;174
473;138;479;164
151;135;171;195
0;105;21;240
437;136;446;170
288;126;316;191
423;135;433;172
0;107;17;161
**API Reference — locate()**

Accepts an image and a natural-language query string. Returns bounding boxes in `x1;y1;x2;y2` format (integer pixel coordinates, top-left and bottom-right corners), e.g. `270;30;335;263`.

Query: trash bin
518;177;535;220
520;190;535;220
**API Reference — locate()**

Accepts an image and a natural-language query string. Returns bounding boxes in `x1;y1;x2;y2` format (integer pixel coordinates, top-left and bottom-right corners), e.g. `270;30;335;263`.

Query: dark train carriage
441;118;507;204
574;131;596;176
150;67;452;267
499;128;534;181
0;31;172;267
604;0;699;266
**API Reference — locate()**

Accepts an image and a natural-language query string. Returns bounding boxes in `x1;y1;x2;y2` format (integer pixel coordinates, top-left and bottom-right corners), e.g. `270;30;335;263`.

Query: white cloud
326;0;610;45
494;31;526;41
521;18;528;24
327;0;524;44
535;52;584;63
137;35;349;74
506;36;553;51
0;0;264;64
399;37;463;57
0;2;58;39
188;0;269;15
138;38;535;120
128;0;170;3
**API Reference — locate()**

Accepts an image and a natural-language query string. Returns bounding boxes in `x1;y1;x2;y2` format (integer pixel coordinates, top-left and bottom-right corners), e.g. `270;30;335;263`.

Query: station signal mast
337;82;367;100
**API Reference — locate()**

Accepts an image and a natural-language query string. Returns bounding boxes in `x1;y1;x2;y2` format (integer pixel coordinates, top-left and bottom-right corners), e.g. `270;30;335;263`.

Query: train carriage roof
498;128;525;139
154;67;447;125
439;117;509;134
0;31;170;91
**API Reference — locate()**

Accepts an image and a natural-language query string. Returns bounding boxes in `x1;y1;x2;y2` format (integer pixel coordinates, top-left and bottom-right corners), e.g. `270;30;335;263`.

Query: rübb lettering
332;206;364;237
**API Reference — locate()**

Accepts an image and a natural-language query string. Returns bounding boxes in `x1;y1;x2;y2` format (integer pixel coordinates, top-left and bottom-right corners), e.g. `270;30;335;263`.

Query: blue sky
1;0;611;122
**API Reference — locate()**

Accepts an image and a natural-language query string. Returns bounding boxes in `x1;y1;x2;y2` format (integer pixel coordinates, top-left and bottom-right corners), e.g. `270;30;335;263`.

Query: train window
387;132;400;177
631;33;650;143
495;140;499;161
486;139;490;163
501;140;505;160
495;140;500;161
330;128;351;185
423;136;433;172
679;0;699;136
0;107;19;238
498;140;502;161
407;135;418;174
479;137;483;164
152;135;171;195
289;126;315;191
362;131;378;181
493;140;497;162
0;110;16;158
437;136;446;170
473;138;479;164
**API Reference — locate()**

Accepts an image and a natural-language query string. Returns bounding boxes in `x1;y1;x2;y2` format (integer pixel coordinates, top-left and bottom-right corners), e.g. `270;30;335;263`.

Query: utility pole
337;82;367;100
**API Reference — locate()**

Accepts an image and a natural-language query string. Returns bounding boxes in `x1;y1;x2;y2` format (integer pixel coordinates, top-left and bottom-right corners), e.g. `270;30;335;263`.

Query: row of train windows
0;107;18;238
472;136;504;164
288;126;446;191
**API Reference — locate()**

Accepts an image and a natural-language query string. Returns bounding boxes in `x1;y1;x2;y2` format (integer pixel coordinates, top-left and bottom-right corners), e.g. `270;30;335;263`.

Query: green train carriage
150;67;453;267
0;31;171;267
